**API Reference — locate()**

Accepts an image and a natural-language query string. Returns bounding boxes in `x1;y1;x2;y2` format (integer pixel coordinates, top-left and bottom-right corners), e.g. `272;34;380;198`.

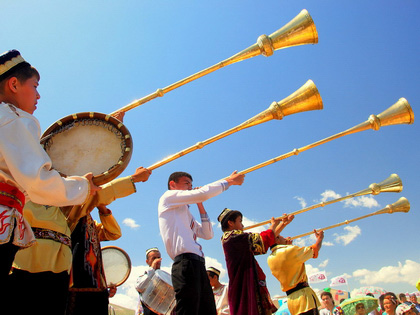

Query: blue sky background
3;0;419;310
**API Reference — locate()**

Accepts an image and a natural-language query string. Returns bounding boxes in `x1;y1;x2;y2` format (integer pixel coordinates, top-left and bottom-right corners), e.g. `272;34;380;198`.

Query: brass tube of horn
237;98;414;176
110;9;318;115
147;80;322;170
290;197;410;240
243;173;402;231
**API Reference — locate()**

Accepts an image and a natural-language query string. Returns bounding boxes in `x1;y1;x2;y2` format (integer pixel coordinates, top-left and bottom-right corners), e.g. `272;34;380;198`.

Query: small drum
142;269;176;315
41;112;133;185
102;246;132;287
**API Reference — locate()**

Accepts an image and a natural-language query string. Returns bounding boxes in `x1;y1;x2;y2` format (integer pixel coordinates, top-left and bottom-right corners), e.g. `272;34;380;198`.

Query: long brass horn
110;9;318;115
236;98;414;176
290;197;410;240
148;80;322;170
243;174;402;231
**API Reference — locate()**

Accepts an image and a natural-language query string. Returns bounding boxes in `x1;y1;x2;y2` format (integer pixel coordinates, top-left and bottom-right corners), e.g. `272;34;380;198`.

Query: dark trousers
9;269;70;315
171;253;216;315
66;289;109;315
0;235;19;303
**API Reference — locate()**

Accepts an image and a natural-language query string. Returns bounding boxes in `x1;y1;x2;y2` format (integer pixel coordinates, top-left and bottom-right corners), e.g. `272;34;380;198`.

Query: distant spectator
409;294;420;313
383;292;400;315
400;294;408;303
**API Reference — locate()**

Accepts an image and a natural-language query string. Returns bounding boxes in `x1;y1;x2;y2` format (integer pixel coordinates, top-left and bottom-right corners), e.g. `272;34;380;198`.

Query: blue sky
3;0;419;310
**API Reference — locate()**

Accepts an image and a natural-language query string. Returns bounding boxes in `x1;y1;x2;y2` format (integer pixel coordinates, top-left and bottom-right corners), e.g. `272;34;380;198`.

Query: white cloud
306;263;321;276
123;218;140;229
242;215;267;234
319;259;329;268
294;196;307;208
352;260;420;286
320;190;342;202
343;195;379;208
322;241;334;247
333;225;361;245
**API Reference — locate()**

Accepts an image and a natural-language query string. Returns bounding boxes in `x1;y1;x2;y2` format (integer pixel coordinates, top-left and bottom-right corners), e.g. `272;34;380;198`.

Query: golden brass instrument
237;98;414;176
110;9;318;115
148;80;322;170
290;197;410;240
243;174;402;231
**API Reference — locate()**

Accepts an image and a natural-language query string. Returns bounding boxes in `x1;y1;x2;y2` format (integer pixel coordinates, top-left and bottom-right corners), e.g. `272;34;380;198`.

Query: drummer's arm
96;205;122;241
135;269;155;293
96;167;152;205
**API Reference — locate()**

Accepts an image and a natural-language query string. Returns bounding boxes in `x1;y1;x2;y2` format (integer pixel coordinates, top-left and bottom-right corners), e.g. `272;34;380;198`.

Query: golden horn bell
377;197;410;215
237;80;322;129
368;174;403;195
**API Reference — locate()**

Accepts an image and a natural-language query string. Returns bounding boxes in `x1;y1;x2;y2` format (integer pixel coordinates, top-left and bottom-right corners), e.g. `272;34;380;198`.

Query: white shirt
0;103;89;247
213;283;230;315
158;179;229;260
0;102;89;206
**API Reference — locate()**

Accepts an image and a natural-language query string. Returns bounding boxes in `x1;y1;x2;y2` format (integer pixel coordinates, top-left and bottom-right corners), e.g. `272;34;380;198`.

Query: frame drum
102;246;132;287
142;269;176;315
41;112;133;185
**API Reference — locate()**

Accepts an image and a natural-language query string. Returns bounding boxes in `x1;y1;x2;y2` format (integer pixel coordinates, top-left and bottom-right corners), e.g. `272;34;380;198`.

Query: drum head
102;246;131;287
41;112;133;185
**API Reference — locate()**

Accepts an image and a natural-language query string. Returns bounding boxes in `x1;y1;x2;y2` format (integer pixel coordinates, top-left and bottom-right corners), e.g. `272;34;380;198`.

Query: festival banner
308;271;327;284
329;275;348;287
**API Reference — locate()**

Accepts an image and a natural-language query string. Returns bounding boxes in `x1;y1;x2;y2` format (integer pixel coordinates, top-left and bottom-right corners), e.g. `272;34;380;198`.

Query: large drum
41;112;133;185
142;269;176;315
102;246;132;287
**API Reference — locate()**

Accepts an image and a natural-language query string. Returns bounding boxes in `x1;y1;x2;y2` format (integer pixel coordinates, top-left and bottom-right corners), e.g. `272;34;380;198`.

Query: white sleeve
0;114;89;206
135;269;155;293
162;180;229;210
194;213;214;240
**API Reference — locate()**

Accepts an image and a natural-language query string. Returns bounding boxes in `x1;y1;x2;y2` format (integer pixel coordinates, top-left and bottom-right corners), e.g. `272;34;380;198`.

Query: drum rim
101;245;132;287
41;112;133;185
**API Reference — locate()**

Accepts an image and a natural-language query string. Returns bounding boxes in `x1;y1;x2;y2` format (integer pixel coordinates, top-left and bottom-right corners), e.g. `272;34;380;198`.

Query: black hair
0;62;40;93
320;291;335;305
207;271;219;279
220;210;242;232
167;171;193;189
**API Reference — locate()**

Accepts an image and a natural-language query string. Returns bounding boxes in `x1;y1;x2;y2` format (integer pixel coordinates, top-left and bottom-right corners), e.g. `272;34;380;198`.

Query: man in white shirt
158;171;245;315
136;247;162;315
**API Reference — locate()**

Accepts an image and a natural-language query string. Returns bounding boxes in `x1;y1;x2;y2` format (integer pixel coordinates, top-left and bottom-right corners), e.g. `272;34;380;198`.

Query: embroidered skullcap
396;302;418;315
0;50;29;80
145;247;159;257
217;208;242;226
207;267;221;277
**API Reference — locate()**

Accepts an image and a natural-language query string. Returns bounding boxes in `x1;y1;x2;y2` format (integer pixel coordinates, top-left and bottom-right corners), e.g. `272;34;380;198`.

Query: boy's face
13;76;40;114
170;176;192;190
229;216;244;231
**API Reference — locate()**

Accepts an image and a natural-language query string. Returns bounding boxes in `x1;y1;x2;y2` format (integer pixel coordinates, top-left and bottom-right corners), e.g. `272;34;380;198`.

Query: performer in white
207;267;230;315
136;247;163;315
0;50;98;294
158;170;244;315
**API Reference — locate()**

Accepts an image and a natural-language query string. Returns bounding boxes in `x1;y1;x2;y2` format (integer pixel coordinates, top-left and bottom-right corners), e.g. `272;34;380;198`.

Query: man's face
207;272;217;287
170;176;192;191
321;295;334;309
14;76;40;114
146;251;161;267
356;303;366;315
229;216;244;231
410;295;418;303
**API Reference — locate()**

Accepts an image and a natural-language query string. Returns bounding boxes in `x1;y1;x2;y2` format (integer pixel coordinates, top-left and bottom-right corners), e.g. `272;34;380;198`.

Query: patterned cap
145;247;159;257
207;267;221;276
0;50;28;79
217;208;242;226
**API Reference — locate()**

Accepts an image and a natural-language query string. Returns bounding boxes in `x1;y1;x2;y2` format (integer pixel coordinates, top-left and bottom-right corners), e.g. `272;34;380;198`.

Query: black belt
286;282;309;296
174;253;205;264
